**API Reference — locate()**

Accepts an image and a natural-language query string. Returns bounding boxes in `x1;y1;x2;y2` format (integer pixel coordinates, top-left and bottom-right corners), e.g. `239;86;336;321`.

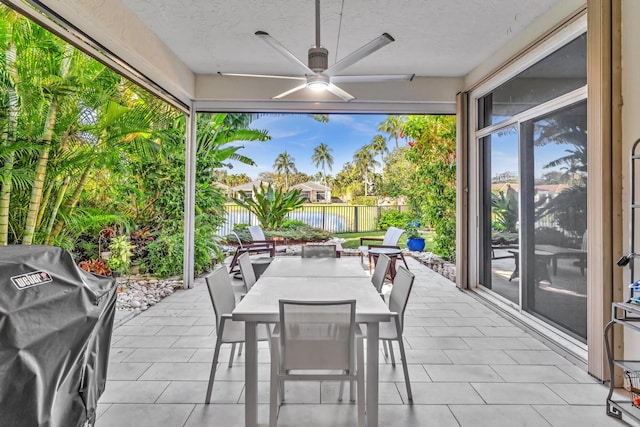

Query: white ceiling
15;0;581;108
119;0;561;78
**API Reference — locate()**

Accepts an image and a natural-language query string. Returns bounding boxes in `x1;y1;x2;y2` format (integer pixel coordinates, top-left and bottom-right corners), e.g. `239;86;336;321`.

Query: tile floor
96;257;637;427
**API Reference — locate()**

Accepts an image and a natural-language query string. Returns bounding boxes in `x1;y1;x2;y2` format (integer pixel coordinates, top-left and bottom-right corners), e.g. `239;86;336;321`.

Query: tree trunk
49;157;95;243
35;180;55;229
22;98;58;245
0;40;18;245
22;43;74;245
44;175;70;244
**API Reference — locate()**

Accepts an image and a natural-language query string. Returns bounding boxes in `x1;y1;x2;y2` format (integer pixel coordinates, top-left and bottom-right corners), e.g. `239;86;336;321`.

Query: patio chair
363;265;414;401
301;244;337;258
228;230;275;276
249;225;288;254
371;253;392;300
237;252;257;292
269;299;364;427
359;226;409;273
204;266;270;404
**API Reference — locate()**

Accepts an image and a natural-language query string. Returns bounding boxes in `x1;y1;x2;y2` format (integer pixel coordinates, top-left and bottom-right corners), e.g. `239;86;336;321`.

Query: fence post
322;205;326;230
354;206;359;233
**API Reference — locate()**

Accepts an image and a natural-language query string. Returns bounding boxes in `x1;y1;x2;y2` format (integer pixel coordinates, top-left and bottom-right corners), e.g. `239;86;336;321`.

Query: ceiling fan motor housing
308;47;329;72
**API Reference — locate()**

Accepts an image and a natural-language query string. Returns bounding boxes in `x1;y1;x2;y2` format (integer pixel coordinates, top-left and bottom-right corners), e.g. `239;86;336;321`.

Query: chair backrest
382;227;404;246
205;266;236;333
388;266;415;332
371;253;391;293
279;299;356;372
581;230;588;251
237;252;257;291
301;244;337;258
248;225;266;241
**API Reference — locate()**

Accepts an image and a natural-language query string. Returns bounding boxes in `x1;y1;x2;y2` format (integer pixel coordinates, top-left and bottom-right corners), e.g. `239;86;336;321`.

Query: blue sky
228;114;390;179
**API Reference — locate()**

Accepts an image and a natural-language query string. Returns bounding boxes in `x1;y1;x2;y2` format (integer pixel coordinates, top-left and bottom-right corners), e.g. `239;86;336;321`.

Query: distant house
212;181;230;198
291;181;331;203
229;180;270;200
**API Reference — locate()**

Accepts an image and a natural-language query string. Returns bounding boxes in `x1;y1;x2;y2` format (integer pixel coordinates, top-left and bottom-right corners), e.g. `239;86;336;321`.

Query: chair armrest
367;244;401;250
245;240;276;256
360;237;383;245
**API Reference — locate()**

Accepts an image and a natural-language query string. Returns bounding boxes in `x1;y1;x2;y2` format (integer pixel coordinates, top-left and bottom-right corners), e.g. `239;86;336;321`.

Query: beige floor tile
95;403;194;427
450;404;552;427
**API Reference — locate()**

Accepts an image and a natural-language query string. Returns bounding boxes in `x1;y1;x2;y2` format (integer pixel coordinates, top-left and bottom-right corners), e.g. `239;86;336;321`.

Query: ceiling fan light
307;80;329;91
306;74;330;91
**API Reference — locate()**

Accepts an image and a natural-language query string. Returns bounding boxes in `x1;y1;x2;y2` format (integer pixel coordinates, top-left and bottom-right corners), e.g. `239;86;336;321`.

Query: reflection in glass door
480;124;520;305
524;101;587;341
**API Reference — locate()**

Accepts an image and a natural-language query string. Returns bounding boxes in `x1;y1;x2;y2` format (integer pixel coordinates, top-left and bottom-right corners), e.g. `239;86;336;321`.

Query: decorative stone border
115;276;182;312
404;250;457;283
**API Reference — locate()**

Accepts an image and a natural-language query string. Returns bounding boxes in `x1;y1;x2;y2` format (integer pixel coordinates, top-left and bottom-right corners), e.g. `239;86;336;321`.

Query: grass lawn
333;230;436;252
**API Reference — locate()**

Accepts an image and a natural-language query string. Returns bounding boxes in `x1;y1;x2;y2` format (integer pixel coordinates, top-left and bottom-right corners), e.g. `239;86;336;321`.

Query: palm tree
369;134;387;170
353;146;380;196
273;151;297;189
377;115;405;149
311;142;334;187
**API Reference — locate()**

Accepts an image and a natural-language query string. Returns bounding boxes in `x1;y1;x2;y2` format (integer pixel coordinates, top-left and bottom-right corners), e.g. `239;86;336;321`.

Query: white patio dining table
260;256;369;278
232;256;392;427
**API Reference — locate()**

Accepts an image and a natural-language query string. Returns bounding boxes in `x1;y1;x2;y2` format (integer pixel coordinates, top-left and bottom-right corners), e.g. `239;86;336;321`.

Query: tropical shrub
281;219;307;229
146;227;221;278
404;115;457;261
107;235;135;275
274;224;330;242
351;196;377;206
227;224;252;243
78;259;112;276
233;183;304;230
378;210;412;230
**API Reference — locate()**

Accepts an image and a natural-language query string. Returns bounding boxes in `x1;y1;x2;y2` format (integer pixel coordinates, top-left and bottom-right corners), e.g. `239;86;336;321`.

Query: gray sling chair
269;299;365;427
204;266;271;404
371;253;392;300
363;265;415;401
301;244;337;258
237;252;257;293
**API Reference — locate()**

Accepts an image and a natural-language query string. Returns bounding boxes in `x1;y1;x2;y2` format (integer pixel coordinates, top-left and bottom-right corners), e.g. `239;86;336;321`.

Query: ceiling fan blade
218;72;306;81
323;33;395;77
326;83;355;101
255;31;316;76
273;83;308;99
330;74;415;83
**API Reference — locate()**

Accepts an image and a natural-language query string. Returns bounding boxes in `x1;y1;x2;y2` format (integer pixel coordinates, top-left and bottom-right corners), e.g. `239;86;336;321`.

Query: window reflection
526;101;587;341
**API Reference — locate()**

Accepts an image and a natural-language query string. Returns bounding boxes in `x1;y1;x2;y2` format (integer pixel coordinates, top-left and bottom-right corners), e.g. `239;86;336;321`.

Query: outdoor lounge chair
358;226;408;272
228;230;276;275
248;225;288;254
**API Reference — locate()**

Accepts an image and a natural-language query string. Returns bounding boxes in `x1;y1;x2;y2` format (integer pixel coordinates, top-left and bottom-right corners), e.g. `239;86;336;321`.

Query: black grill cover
0;245;117;427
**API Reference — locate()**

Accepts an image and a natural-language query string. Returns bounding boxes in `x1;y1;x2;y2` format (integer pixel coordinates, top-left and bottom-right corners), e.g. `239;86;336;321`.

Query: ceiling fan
221;0;414;101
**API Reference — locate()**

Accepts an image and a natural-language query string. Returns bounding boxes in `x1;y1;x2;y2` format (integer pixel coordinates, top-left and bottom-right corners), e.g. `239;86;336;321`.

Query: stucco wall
622;0;640;358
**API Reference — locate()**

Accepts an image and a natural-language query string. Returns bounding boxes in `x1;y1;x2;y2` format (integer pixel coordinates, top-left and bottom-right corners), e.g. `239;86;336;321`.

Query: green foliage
274;224;330;242
378;210;412;230
404;115;457;261
382;148;414;197
232;183;304;230
491;187;518;232
281;219;307;229
146;227;221;278
107;235;134;275
351;196;377;206
227;223;251;243
406;225;422;239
